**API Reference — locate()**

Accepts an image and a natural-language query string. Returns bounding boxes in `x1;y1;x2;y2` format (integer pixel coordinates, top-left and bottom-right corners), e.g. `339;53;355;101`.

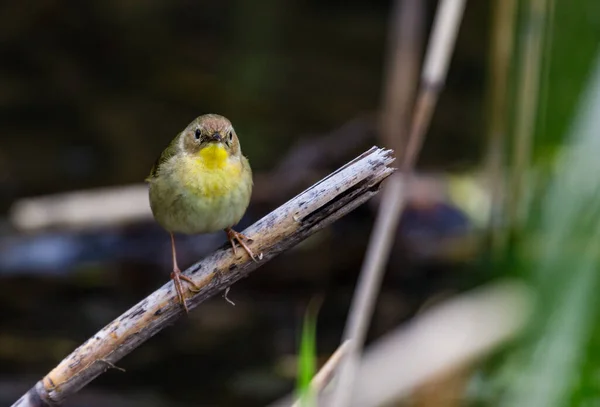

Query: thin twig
97;359;126;373
507;0;549;228
485;0;518;255
330;1;468;406
11;147;395;407
379;0;423;154
288;341;352;407
329;174;405;407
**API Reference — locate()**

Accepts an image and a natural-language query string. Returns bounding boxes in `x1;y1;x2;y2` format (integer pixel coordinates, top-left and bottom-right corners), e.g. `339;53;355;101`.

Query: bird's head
182;114;241;159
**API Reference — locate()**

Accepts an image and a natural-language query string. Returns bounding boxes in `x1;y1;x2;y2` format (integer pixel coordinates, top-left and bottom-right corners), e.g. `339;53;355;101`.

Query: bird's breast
181;150;244;199
148;151;251;234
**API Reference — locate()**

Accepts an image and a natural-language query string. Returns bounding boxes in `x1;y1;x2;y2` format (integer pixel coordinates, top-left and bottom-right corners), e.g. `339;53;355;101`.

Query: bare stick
330;1;468;406
507;0;550;228
285;341;352;407
379;0;423;154
11;147;395;407
485;0;518;254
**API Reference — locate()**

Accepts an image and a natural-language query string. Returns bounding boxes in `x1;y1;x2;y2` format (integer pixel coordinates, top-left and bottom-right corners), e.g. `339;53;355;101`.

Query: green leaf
296;299;320;407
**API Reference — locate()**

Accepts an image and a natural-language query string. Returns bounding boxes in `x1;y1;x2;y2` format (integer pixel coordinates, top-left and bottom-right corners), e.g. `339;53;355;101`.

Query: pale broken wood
12;146;395;407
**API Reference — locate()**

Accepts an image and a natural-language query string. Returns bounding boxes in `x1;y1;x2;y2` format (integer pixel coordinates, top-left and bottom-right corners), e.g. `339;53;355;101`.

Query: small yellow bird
146;114;255;312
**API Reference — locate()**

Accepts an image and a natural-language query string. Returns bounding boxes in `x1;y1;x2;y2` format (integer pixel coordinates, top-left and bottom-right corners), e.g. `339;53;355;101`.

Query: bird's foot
225;228;258;262
170;267;201;313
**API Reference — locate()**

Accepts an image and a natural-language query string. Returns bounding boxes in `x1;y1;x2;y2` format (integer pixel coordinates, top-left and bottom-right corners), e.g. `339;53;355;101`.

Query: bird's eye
228;132;233;142
194;129;201;139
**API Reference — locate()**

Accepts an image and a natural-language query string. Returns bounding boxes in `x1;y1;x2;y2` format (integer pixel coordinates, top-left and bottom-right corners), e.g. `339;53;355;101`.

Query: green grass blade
296;301;319;407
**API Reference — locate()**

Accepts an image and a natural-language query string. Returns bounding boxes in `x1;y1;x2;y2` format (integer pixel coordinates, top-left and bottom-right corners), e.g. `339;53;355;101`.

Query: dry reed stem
287;341;352;407
12;147;395;407
330;1;468;406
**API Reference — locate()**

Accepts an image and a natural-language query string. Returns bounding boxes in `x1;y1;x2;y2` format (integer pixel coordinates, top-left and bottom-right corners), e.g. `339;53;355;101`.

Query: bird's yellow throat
197;143;229;169
184;143;243;198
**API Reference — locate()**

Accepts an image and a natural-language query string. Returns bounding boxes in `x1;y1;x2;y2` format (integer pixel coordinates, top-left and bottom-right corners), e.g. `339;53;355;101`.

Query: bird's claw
225;228;259;262
171;268;201;313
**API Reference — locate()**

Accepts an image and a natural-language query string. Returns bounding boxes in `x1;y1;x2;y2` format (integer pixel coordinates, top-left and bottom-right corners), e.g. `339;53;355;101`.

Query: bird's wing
145;133;181;182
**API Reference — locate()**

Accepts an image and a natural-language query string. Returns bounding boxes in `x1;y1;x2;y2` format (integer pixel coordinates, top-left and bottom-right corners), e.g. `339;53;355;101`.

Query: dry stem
288;341;352;407
330;1;468;406
12;146;395;407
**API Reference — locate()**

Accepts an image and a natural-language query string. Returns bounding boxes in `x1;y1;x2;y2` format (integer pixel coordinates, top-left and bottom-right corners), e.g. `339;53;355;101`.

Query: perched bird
146;114;255;312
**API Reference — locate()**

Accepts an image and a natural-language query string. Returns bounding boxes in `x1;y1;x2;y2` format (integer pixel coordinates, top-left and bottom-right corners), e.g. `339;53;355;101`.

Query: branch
331;0;468;405
11;146;395;407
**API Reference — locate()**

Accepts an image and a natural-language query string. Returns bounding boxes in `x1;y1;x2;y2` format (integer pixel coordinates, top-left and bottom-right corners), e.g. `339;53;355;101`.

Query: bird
146;114;255;312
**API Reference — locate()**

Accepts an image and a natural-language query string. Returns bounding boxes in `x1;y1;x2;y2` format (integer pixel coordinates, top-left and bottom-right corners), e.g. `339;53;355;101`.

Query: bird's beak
210;132;222;142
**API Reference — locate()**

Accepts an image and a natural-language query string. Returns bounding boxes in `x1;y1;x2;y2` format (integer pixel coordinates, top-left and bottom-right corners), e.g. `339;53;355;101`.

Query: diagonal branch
12;146;395;407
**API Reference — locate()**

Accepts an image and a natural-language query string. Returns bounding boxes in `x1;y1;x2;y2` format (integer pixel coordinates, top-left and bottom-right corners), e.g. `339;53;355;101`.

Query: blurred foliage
536;0;600;153
475;0;600;406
